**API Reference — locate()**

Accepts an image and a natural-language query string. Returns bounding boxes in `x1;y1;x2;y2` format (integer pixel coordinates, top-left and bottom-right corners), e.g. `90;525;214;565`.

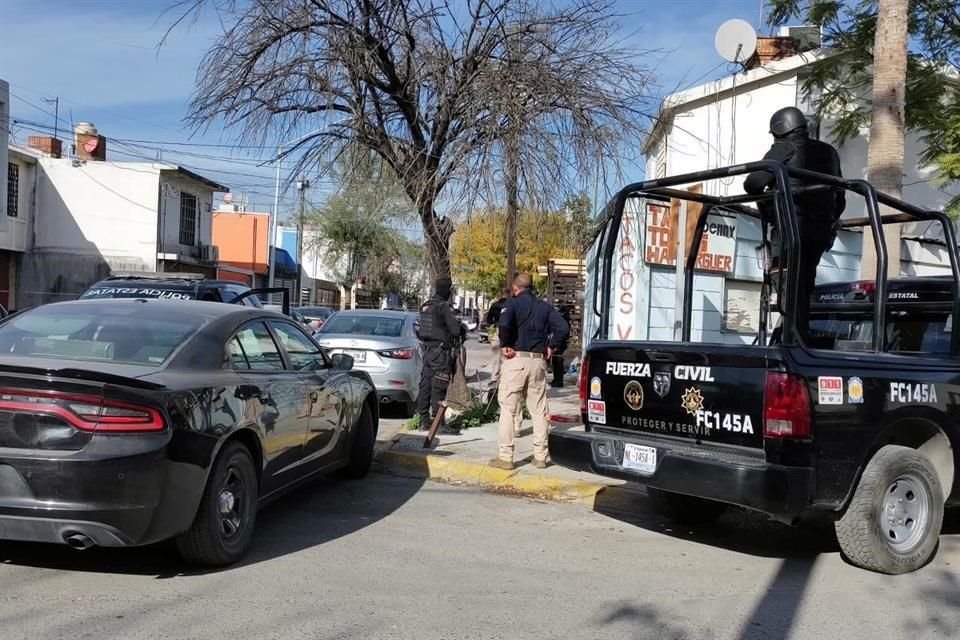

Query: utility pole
42;97;59;140
295;177;310;306
268;144;282;290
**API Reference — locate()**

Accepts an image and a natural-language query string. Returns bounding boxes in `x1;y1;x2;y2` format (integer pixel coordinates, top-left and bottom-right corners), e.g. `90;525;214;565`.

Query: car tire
835;445;943;575
342;402;376;479
176;441;258;567
647;487;728;525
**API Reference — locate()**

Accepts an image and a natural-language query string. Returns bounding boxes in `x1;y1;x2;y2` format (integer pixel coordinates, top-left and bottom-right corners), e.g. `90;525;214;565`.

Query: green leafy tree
307;152;422;303
766;0;960;214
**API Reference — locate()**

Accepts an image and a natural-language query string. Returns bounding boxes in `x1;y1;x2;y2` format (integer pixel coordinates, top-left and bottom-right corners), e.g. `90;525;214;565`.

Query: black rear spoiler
0;364;166;390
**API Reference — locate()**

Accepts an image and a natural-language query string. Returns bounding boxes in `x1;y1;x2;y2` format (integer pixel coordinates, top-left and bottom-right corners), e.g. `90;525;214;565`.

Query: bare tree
172;0;655;281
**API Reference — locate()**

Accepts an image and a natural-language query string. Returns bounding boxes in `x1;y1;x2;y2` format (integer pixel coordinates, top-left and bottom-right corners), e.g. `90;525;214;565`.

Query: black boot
417;415;431;432
437;423;461;436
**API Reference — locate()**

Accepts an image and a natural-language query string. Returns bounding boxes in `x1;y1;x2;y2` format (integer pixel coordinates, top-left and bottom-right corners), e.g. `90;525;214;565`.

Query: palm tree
863;0;910;279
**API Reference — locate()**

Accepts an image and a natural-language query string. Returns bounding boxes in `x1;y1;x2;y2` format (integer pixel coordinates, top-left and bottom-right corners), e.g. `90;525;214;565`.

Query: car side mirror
330;353;354;371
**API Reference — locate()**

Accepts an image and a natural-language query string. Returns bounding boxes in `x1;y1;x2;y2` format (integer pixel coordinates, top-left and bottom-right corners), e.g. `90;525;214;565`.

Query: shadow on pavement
593;491;824;639
592;488;838;559
0;473;424;578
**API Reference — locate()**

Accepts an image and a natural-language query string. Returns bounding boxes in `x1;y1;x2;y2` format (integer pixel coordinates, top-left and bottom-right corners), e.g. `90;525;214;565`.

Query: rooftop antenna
715;18;758;69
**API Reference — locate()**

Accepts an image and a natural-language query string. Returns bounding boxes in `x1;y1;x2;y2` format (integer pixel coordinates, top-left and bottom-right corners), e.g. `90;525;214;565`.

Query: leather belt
513;351;545;359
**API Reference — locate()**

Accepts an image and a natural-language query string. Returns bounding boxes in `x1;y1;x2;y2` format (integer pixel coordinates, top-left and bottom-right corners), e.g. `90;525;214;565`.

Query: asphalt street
1;472;958;640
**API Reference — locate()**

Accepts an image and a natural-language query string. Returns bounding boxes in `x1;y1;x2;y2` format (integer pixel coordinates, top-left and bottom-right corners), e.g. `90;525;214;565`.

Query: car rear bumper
367;367;418;404
549;429;813;522
0;433;205;547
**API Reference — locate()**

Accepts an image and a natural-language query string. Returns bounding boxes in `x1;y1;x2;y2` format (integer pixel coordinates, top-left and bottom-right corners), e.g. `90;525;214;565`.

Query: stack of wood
543;258;586;354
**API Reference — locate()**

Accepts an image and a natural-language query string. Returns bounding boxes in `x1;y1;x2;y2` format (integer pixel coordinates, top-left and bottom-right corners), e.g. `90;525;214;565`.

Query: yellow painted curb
379;449;644;511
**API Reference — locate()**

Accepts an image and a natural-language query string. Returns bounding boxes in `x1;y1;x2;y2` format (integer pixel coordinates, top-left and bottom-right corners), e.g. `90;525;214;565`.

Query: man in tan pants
490;274;569;470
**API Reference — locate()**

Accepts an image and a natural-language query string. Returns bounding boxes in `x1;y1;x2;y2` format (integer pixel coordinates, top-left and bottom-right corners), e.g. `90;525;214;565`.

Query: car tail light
0;389;164;433
763;373;811;438
378;347;416;359
578;355;590;413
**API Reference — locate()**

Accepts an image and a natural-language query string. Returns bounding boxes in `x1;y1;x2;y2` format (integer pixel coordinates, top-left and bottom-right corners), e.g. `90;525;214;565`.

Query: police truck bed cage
592;160;960;356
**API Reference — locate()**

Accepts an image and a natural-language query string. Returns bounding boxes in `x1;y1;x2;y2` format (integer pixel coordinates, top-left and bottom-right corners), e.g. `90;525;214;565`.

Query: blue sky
1;0;771;219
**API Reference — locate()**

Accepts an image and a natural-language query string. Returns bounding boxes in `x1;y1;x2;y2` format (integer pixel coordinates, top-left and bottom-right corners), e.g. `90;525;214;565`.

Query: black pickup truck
550;161;960;574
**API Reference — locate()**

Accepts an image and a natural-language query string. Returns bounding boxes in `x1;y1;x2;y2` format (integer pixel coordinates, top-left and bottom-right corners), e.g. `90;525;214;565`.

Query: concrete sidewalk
377;382;646;511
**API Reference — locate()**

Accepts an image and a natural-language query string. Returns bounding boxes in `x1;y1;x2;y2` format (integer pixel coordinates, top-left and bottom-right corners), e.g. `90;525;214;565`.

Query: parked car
0;299;378;566
265;304;314;333
296;306;335;331
80;273;266;307
458;309;480;332
313;310;421;417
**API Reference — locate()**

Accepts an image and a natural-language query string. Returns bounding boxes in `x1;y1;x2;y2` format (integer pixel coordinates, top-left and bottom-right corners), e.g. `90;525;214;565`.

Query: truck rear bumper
549;429;813;522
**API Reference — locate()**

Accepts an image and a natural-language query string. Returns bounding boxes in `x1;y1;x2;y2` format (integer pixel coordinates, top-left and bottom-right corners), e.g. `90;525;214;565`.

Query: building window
179;192;197;246
6;163;19;218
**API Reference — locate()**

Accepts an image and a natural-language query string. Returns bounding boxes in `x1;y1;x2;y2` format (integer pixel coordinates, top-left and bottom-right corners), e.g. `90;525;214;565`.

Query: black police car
80;273;266;307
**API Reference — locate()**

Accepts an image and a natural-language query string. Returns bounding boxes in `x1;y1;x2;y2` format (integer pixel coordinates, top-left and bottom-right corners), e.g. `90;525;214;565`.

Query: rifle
423;401;449;448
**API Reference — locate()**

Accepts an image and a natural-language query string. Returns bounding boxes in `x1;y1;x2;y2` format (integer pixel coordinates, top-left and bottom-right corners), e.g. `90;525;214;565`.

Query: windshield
318;314;404;337
0;304;203;366
80;285;196;301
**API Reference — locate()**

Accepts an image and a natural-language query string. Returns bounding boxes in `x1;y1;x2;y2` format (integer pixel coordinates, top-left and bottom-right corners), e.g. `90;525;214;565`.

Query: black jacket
417;296;461;346
498;290;570;353
744;132;846;222
485;297;508;326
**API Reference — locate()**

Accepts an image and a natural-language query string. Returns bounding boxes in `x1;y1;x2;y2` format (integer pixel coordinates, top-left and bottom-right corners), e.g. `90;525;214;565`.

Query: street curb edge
378;449;644;511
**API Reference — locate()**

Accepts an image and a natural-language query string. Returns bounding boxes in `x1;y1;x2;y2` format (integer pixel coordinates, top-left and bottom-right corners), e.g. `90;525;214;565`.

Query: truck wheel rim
218;465;245;541
881;474;930;554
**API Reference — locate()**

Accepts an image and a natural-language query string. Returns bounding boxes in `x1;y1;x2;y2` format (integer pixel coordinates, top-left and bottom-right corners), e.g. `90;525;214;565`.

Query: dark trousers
551;354;565;386
416;343;452;424
771;217;836;341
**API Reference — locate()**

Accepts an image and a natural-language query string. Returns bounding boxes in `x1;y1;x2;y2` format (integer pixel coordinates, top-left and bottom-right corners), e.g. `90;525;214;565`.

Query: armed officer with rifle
416;277;465;436
744;106;846;341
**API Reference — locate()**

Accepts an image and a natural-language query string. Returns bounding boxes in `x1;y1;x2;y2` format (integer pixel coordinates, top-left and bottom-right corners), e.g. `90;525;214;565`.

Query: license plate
622;443;657;474
343;349;366;363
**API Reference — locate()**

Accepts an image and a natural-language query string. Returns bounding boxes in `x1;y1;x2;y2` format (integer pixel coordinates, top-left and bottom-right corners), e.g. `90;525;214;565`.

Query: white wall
35;158;161;270
2;150;35;252
158;172;215;257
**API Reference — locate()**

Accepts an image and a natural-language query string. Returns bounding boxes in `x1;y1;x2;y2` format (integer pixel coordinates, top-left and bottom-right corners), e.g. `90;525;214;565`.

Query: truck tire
835;445;943;575
647;487;728;525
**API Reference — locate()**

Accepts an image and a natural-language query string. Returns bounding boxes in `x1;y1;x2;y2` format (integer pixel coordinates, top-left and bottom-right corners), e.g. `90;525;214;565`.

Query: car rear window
808;312;951;354
297;307;333;318
319;314;404;337
0;305;203;366
80;285;197;301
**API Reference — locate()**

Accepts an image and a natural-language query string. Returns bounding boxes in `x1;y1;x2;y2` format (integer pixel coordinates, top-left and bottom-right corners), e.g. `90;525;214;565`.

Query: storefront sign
644;186;737;273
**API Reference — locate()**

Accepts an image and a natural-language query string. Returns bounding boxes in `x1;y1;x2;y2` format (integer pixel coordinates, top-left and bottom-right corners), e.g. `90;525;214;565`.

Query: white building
16;126;227;306
585;30;959;346
1;80;38;309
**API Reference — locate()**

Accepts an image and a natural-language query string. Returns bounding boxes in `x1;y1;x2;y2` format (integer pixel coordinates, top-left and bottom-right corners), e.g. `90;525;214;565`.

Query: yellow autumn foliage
451;208;578;298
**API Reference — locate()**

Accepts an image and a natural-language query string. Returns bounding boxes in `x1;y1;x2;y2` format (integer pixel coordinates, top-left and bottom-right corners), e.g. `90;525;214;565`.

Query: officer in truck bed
416;277;463;435
744;106;846;340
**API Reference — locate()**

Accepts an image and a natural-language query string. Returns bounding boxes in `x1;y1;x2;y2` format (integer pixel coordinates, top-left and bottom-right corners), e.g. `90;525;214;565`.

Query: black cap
435;277;453;300
770;106;808;137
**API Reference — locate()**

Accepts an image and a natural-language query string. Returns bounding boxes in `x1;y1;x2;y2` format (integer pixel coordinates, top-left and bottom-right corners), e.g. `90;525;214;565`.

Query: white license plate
343;349;366;363
622;443;657;474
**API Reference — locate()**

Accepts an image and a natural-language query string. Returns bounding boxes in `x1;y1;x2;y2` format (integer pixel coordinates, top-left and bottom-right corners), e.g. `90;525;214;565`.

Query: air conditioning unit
200;244;219;263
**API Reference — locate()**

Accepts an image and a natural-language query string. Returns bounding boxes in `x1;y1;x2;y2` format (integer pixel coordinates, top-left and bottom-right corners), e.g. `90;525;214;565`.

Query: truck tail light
0;388;164;433
763;373;811;438
578;355;590;414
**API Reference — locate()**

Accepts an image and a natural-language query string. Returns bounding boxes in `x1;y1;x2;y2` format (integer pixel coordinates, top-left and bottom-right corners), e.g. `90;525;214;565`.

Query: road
1;473;957;640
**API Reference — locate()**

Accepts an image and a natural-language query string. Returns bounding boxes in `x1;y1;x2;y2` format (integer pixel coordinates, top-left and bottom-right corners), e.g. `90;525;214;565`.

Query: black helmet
769;106;808;137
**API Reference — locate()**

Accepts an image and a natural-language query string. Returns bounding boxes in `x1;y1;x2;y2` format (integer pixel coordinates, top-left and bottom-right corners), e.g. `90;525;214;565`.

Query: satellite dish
715;19;758;64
